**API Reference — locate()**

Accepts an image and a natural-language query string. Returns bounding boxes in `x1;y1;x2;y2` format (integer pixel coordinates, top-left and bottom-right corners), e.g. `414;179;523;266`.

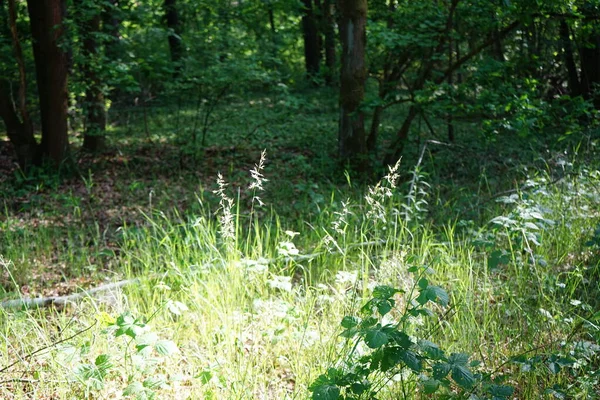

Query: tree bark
0;82;39;169
301;0;322;79
338;0;368;171
164;0;183;73
27;0;70;166
77;0;106;152
559;19;580;97
322;0;336;85
0;0;40;169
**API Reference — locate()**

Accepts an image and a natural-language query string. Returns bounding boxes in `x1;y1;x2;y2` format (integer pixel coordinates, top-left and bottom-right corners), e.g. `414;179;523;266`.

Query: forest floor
0;90;599;399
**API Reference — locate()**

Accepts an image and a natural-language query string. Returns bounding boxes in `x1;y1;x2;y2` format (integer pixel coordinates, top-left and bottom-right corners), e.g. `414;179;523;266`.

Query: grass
0;90;599;398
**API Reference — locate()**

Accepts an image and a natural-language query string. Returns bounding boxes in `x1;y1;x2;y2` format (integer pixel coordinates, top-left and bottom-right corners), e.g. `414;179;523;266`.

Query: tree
338;0;368;171
0;0;39;169
164;0;183;73
301;0;321;79
26;0;70;166
76;0;107;152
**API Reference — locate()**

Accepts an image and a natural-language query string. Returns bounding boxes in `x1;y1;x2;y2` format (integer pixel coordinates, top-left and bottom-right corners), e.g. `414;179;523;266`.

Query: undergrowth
0;136;599;398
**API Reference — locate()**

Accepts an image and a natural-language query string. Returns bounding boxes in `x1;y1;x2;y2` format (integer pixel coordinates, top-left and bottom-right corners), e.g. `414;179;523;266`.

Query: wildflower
267;275;293;292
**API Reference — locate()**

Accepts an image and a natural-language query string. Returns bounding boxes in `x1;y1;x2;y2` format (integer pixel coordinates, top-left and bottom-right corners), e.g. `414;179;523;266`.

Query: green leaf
433;362;451;380
389;331;412;349
364;326;389;348
311;384;340;400
380;346;403;371
418;278;429;289
422;378;440;394
341;316;360;329
451;364;476;389
400;350;422;372
449;353;469;366
419;340;445;360
372;285;401;299
195;370;212;385
154;340;179;356
375;298;394;316
488;384;514;398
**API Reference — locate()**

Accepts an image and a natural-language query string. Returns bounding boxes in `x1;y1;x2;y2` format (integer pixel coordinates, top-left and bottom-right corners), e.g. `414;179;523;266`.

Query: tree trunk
301;0;321;79
579;25;600;108
164;0;183;73
77;0;106;152
322;0;336;85
102;0;120;60
338;0;368;171
559;19;580;97
383;106;418;166
0;82;39;169
27;0;70;166
0;0;39;169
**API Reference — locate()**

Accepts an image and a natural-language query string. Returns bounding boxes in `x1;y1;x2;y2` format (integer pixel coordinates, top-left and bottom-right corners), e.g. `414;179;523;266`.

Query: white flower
267;275;293;292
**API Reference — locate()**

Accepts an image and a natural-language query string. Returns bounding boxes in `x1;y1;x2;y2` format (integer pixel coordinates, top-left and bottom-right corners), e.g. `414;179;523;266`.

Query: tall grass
0;151;598;399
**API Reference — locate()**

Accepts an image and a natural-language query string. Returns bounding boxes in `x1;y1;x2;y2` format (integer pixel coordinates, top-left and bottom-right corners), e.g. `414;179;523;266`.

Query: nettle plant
66;311;180;399
309;266;514;400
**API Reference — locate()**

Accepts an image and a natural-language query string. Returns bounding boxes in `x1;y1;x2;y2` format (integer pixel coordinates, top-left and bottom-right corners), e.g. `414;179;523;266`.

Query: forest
0;0;599;398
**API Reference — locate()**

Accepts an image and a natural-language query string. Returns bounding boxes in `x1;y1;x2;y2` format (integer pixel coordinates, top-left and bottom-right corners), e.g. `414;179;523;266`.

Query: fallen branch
1;279;139;309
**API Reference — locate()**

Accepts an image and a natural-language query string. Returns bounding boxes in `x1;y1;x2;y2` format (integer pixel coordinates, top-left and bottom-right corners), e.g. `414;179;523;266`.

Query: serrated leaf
451;364;476;389
418;278;429;289
372;285;400;299
400;350;422;371
364;326;389;348
423;378;440;394
376;299;394;316
389;331;412;349
433;362;451;380
341;316;360;329
311;384;340;400
380;346;403;371
419;340;445;360
154;340;179;356
449;353;470;366
488;384;514;398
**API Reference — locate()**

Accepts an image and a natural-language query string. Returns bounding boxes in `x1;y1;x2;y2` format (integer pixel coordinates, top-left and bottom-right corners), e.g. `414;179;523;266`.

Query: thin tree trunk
579;27;600;108
102;0;120;60
0;83;39;169
77;0;106;152
301;0;321;79
338;0;368;171
0;0;39;168
27;0;70;166
322;0;336;85
164;0;183;73
383;106;418;166
559;19;580;97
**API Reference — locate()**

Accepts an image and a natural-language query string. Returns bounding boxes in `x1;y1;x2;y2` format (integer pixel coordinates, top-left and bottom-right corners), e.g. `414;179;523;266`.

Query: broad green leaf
488;384;514;398
451;364;476;389
401;350;422;371
433;362;451;380
419;340;445;360
311;384;340;400
364;326;389;348
449;353;470;366
372;285;400;299
341;316;360;329
422;378;440;394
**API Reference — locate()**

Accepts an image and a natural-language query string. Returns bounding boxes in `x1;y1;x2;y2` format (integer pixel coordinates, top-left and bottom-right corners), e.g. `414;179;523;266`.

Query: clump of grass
0;148;599;399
